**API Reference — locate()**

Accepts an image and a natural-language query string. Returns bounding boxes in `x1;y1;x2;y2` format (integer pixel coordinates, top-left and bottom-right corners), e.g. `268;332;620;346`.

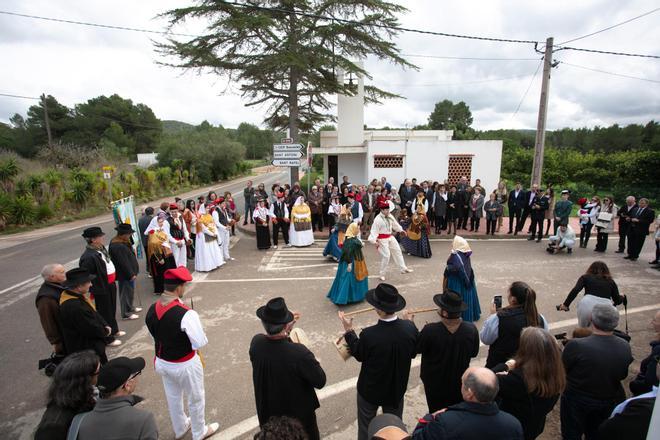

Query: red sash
377;234;392;239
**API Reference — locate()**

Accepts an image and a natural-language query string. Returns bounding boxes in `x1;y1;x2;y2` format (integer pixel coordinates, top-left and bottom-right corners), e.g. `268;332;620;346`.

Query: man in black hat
80;226;122;345
145;266;219;440
77;356;157;440
250;297;326;440
58;267;112;363
408;291;479;413
109;223;142;321
338;283;419;440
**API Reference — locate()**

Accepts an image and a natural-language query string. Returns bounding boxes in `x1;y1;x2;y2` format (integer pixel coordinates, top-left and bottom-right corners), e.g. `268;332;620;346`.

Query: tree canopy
156;0;415;141
425;99;474;138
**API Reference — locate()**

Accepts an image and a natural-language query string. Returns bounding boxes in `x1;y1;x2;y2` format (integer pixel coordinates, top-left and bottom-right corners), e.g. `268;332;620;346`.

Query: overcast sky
0;0;658;131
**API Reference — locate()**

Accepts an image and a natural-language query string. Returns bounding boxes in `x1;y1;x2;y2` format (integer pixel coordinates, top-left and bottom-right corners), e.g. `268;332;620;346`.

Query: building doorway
328;155;338;183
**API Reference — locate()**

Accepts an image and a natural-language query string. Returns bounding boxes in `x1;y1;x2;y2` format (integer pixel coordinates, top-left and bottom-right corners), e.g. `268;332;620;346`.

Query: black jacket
34;402;91;440
508;189;526;211
249;335;326;425
79;247;112;296
597;397;654;440
345;318;418;406
494;367;559;440
109;239;139;281
59;291;108;363
629;206;655;235
412;401;524;440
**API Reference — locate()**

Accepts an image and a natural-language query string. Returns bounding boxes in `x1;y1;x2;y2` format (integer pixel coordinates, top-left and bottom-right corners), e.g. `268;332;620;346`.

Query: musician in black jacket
508;182;526;234
625;198;655;261
339;283;418;440
250;298;326;440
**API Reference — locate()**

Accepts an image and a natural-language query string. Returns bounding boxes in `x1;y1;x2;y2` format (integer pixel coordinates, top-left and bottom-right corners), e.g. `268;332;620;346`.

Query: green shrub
0;192;11;228
10;195;36;225
36;203;54;221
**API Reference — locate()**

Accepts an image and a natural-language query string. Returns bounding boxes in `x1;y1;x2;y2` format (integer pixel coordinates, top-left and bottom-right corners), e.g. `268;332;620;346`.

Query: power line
402;53;540;61
558;61;660;83
557;7;660;45
0;10;197;37
0;92;40;100
390;72;537;87
555;45;660;59
510;60;544;120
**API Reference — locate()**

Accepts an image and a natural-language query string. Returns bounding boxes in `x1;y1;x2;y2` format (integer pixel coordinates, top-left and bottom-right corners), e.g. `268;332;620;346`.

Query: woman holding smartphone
480;281;548;368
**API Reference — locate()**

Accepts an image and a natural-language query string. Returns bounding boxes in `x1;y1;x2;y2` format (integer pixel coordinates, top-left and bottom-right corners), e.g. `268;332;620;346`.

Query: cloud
0;0;658;132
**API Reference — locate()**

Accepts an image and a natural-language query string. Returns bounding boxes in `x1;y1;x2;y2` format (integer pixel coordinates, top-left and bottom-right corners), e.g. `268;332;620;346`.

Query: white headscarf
452;235;471;253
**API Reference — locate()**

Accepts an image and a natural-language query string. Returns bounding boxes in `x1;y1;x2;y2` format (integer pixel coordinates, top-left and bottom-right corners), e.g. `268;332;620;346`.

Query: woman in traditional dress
195;203;224;272
323;203;351;261
401;203;433;258
183;199;197;259
326;223;368;305
443;236;481;322
289;196;314;247
253;198;271;250
147;213;177;294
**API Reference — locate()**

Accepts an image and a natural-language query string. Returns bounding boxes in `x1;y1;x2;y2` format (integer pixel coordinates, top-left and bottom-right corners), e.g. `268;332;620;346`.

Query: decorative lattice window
448;155;473;184
374;155;404;168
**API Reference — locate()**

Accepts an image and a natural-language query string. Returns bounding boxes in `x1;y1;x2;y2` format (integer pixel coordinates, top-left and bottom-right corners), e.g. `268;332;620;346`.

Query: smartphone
493;295;502;310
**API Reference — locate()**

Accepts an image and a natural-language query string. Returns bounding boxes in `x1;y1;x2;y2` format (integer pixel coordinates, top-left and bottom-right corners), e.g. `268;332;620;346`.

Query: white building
318;65;503;192
136;153;158;168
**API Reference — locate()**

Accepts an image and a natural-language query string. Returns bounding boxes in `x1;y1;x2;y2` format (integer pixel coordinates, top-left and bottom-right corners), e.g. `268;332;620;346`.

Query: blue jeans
560;390;618;440
244;202;253;222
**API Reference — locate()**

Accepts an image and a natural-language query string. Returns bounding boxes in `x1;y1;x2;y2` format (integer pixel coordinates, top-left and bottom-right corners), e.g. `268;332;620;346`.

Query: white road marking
263;263;336;271
0;258;79;308
215;301;660;439
195;275;383;283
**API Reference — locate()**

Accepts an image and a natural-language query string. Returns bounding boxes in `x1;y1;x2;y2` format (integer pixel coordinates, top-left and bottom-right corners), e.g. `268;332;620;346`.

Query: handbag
595;211;613;229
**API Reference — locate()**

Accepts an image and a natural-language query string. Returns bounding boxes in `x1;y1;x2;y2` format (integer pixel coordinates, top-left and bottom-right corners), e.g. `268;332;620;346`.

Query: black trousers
595;228;609;252
580;221;593;247
469;213;481;231
509;208;521;232
94;284;118;335
529;215;544;240
517;208;531;232
486;218;497;235
435;215;445;233
357;393;403;440
627;229;647;259
311;213;323;231
459;210;469;229
618;223;629;252
272;220;290;245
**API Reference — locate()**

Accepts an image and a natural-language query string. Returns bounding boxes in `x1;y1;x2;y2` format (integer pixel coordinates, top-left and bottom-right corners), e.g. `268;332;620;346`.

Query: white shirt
610;386;657;417
368;213;403;243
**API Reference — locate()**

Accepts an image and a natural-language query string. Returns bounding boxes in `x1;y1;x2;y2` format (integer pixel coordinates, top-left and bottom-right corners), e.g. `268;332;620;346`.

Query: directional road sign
273;143;304;152
272;159;302;167
273;151;303;159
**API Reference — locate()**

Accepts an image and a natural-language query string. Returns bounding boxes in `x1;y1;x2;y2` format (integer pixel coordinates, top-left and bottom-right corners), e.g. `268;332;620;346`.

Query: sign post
102;165;114;203
272;143;305;169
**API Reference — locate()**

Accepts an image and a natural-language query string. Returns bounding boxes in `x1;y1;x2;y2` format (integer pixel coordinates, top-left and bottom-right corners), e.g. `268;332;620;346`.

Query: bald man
412;367;523;439
36;264;67;356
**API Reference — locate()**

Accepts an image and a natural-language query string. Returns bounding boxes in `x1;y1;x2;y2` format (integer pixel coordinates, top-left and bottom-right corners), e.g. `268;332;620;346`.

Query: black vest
146;301;193;361
168;217;185;240
273;201;286;219
351;202;360;219
486;307;543;368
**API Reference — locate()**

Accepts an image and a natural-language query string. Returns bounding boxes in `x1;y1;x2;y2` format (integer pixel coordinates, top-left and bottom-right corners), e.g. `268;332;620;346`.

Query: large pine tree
156;0;415;176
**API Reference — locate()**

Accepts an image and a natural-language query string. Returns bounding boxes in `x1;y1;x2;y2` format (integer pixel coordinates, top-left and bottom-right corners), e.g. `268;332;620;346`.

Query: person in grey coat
469;188;485;232
484;193;503;236
77;356;158;440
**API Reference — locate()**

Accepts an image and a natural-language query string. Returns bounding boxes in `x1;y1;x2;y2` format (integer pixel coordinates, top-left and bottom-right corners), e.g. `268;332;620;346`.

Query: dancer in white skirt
289;196;314;247
194;203;224;272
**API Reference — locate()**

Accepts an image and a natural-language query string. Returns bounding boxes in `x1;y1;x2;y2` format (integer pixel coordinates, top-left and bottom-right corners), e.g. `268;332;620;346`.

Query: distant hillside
162;120;195;134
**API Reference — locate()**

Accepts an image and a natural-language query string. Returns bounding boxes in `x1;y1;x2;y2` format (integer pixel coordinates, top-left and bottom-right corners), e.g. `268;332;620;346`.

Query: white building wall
337;64;365;147
338;153;367;185
447;140;503;194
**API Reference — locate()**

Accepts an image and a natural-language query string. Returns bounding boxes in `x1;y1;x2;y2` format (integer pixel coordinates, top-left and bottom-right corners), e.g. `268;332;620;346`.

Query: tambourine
334;307;438;361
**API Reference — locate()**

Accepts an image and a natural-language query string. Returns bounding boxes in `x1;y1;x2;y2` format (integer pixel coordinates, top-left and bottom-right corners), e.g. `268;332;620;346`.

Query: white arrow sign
273;151;303;159
272;159;302;167
273;143;304;151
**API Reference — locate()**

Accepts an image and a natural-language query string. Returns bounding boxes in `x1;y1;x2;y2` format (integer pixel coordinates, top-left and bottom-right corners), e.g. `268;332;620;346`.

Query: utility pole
41;94;53;148
531;37;553;187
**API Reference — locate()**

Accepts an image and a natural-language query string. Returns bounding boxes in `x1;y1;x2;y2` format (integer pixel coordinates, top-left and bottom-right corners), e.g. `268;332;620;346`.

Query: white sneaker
122;314;139;321
379;276;386;281
107;339;122;347
202;422;220;439
285;243;292;247
114;330;127;337
401;268;414;274
175;417;191;440
272;245;278;249
133;307;143;313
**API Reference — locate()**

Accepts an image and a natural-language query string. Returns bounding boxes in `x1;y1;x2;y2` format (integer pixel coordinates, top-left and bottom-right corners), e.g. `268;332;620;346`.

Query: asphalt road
1;179;658;439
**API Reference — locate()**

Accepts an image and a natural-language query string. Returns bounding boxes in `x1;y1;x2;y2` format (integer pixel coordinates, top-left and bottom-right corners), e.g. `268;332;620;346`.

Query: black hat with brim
63;267;96;288
433;290;467;313
82;226;105;239
366;283;406;314
115;223;135;235
97;356;146;394
256;297;294;325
